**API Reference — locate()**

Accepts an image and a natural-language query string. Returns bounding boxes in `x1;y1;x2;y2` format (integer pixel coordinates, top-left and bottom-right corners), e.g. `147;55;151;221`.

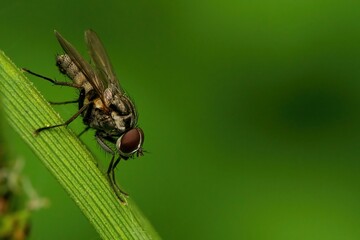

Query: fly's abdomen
56;54;91;91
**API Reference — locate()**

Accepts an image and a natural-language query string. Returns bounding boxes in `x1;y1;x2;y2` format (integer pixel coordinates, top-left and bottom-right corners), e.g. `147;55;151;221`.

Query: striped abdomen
56;54;92;92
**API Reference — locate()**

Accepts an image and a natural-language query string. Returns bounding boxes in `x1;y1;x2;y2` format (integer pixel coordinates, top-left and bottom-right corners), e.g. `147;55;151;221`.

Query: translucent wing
54;30;106;96
85;29;123;93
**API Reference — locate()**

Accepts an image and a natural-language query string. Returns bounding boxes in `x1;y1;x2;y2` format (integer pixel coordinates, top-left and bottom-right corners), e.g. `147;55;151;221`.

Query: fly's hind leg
95;132;128;203
22;68;81;88
24;68;89;135
23;69;81;105
23;68;84;105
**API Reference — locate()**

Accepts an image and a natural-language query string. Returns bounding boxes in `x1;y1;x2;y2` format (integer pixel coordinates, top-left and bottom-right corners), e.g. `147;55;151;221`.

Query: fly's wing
54;30;106;97
85;29;124;94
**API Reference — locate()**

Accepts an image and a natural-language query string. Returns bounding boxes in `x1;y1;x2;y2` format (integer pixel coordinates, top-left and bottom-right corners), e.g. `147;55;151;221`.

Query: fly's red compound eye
117;128;144;157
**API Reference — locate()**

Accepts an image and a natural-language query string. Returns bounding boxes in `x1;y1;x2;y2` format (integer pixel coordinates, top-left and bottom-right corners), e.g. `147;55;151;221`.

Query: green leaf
0;51;160;240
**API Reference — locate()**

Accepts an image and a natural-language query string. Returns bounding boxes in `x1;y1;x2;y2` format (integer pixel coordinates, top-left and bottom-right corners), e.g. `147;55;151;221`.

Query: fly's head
116;128;144;159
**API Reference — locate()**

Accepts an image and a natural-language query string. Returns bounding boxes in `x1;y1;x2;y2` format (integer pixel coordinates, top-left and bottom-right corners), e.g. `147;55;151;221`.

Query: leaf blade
0;50;160;240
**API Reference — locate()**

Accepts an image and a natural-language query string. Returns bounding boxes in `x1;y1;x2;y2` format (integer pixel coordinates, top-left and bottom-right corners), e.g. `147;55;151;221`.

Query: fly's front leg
109;157;128;196
95;132;128;202
111;157;127;196
34;103;89;135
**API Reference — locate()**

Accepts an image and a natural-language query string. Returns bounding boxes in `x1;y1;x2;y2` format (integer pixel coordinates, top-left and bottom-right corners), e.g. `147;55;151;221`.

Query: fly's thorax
104;88;136;114
104;87;137;128
83;88;137;134
111;111;132;132
83;95;127;133
88;110;119;131
56;54;91;91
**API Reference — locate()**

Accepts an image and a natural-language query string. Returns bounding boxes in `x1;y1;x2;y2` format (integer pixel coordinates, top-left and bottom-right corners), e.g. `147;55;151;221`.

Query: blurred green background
1;0;360;239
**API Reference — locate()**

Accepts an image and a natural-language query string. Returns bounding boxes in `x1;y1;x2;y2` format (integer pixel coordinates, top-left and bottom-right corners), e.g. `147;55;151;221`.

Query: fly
23;30;145;203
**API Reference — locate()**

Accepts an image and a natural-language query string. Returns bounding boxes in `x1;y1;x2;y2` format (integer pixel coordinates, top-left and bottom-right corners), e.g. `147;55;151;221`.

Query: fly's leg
96;132;128;203
111;157;127;196
107;156;129;197
23;68;82;105
108;157;128;196
34;103;88;135
97;133;129;195
106;157;129;198
22;68;81;89
96;132;129;197
49;91;84;105
49;99;78;105
77;126;90;138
